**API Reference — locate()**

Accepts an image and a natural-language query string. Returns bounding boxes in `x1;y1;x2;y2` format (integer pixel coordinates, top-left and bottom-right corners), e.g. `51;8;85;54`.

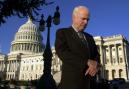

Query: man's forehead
78;7;89;12
77;10;89;18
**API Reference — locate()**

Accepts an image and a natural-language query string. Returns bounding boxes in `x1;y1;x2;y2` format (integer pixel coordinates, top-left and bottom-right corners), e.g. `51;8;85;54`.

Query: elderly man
55;6;100;89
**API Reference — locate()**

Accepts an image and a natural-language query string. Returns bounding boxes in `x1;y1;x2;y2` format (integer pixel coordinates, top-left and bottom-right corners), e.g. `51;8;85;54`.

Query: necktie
78;32;90;48
78;32;86;43
77;32;90;58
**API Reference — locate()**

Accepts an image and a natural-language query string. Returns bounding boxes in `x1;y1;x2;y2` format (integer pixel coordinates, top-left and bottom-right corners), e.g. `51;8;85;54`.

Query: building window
113;58;116;63
106;58;109;63
119;48;122;50
120;58;123;63
106;49;109;52
36;74;37;79
119;69;123;78
112;48;115;51
112;70;116;79
105;70;109;80
8;74;9;79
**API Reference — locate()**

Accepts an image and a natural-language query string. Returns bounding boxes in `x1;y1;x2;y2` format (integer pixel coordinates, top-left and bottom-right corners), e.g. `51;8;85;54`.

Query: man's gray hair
73;6;89;15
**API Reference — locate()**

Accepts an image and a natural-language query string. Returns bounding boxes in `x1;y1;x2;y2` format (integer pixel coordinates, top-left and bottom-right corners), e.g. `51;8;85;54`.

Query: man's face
73;8;89;31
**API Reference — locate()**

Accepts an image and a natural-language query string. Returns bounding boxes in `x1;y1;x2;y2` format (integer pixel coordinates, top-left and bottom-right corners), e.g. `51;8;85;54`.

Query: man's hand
85;60;99;76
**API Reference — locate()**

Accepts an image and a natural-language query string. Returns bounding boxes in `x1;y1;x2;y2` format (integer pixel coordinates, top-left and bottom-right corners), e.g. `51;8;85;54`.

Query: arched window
119;69;123;78
36;74;37;79
112;70;116;79
105;70;109;80
120;58;123;63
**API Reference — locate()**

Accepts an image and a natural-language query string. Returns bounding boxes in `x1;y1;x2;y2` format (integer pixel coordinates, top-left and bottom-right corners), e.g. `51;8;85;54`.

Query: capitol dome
9;18;45;54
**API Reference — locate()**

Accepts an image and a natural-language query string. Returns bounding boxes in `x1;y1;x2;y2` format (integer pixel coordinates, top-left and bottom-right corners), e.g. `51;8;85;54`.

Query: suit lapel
69;27;89;51
70;27;81;43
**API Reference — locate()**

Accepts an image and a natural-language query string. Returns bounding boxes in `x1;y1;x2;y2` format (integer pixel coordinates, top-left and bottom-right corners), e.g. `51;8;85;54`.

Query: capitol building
0;18;129;82
0;18;61;81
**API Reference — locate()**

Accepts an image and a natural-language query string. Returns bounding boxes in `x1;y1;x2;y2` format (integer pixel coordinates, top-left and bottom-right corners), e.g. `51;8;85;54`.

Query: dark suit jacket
55;27;100;89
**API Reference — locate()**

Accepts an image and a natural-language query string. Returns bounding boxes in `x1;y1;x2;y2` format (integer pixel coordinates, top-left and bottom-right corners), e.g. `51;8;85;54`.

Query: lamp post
36;6;60;89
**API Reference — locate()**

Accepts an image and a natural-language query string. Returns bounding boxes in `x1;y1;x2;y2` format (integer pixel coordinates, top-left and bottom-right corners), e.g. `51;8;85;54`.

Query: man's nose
83;20;88;24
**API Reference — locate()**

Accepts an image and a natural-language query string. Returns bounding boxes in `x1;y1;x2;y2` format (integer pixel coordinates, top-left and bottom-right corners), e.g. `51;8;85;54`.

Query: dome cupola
9;18;45;55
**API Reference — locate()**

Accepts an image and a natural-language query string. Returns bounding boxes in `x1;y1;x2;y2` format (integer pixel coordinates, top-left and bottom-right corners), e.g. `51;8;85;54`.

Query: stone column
37;45;39;53
99;45;105;78
99;45;103;64
115;69;119;78
23;43;25;51
108;45;112;64
122;42;129;80
20;43;21;50
24;43;26;50
122;42;126;64
32;44;35;52
22;43;24;51
25;43;27;50
7;61;9;72
109;70;112;80
35;44;37;52
28;43;31;51
10;60;12;72
115;44;119;64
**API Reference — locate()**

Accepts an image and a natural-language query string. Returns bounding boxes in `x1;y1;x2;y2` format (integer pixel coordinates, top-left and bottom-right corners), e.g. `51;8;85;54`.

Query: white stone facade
4;18;45;81
19;54;44;80
0;53;7;80
94;35;129;81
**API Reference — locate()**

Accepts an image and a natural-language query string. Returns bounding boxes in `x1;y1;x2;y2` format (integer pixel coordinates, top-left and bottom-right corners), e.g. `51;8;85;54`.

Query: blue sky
0;0;129;54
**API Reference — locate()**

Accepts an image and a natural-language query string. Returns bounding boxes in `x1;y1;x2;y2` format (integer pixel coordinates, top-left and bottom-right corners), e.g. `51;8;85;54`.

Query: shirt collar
72;25;79;32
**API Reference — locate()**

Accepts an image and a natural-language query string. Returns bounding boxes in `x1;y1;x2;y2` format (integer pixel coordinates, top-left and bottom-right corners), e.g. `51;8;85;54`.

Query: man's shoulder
56;26;72;33
84;32;93;38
